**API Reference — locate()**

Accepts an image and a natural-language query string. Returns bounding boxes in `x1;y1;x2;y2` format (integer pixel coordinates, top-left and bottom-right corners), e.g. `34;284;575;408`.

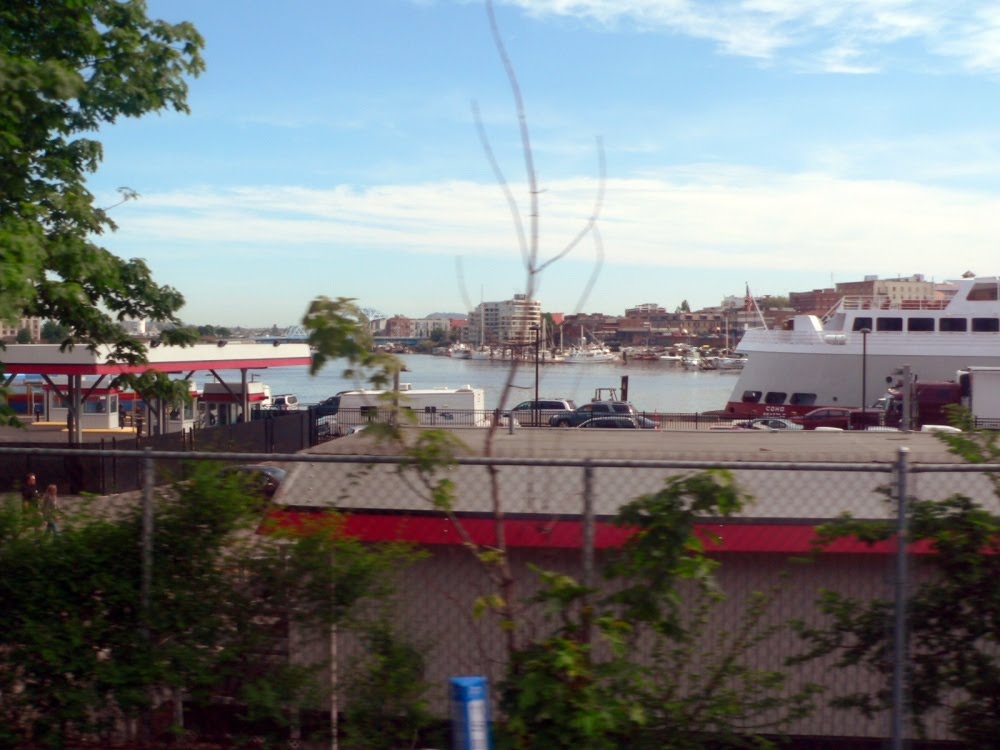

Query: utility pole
898;365;913;432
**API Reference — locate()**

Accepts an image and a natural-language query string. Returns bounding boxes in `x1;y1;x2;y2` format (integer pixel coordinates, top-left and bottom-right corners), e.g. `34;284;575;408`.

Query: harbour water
206;355;736;414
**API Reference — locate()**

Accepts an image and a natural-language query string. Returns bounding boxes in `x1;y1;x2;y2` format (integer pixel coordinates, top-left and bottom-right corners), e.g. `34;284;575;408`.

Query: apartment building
383;316;450;339
465;294;541;346
835;274;935;302
0;317;41;342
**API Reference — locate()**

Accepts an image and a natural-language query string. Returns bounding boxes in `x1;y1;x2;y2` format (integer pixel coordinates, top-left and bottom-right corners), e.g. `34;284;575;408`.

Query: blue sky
91;0;1000;327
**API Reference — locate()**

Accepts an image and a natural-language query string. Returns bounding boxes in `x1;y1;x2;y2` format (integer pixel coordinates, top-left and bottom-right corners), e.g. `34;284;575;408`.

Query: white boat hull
726;279;1000;417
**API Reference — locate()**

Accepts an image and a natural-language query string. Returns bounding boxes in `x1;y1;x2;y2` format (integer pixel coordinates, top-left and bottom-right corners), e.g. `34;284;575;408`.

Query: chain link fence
2;443;997;747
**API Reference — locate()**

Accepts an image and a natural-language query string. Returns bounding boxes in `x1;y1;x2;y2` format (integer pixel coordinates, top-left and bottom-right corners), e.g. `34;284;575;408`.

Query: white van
317;384;491;427
271;394;300;411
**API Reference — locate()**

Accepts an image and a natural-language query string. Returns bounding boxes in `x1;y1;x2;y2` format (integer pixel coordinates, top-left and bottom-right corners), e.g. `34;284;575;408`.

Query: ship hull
723;276;1000;417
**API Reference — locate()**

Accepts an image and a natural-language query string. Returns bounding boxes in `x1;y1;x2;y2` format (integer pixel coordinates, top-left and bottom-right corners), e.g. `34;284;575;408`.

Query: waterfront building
118;318;147;336
834;274;935;303
789;288;841;315
624;303;666;317
464;294;541;346
0;316;41;342
383;315;451;340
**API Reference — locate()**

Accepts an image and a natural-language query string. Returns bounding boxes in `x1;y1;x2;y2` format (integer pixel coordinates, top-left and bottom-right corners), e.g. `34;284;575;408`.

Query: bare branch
485;0;539;273
454;257;474;314
471;100;530;268
536;137;606;274
572;222;605;315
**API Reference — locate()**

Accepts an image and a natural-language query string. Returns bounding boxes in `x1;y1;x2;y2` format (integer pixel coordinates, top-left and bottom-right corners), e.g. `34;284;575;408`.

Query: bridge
255;325;309;344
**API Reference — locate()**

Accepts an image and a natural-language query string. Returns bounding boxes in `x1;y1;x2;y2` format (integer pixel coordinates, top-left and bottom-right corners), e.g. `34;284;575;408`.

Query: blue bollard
449;676;492;750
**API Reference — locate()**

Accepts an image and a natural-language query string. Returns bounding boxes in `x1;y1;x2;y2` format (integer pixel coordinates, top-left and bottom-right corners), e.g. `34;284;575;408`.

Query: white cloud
493;0;998;73
112;166;1000;285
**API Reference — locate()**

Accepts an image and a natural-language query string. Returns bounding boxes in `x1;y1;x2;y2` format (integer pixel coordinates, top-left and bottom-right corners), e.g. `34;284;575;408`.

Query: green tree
39;320;68;344
795;428;1000;745
676;300;691;313
498;472;817;749
303;296;400;388
341;620;434;750
0;0;203;362
758;296;789;310
0;463;415;747
797;495;1000;744
15;328;31;344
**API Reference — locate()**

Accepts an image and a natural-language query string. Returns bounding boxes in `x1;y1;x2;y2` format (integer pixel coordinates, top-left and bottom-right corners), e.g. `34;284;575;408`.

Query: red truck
794;381;963;431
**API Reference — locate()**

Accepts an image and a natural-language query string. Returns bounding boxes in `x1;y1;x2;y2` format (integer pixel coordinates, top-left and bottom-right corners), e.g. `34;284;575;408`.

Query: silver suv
508;398;577;427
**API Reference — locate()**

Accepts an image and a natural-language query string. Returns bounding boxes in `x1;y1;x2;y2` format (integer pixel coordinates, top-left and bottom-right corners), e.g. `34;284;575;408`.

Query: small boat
681;353;703;370
563;346;617;364
715;355;746;371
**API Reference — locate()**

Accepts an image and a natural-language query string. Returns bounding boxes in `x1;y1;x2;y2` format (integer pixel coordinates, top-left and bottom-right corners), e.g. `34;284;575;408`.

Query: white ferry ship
723;275;1000;418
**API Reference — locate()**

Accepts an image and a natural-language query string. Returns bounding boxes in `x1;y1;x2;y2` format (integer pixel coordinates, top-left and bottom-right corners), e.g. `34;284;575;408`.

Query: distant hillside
427;312;467;319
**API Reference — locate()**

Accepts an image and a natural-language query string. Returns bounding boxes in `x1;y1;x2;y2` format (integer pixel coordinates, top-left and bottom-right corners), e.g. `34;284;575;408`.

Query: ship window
852;317;873;332
967;283;999;301
908;318;934;332
790;393;817;406
764;391;787;405
972;318;999;332
741;390;762;404
940;318;968;332
876;317;903;331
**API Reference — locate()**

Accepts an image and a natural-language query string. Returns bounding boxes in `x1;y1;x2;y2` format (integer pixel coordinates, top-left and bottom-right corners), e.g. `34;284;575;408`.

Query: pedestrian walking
41;484;60;535
20;473;39;512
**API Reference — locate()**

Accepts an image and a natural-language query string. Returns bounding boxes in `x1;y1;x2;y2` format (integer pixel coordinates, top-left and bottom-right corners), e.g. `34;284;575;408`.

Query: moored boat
723;275;1000;418
563;345;617;364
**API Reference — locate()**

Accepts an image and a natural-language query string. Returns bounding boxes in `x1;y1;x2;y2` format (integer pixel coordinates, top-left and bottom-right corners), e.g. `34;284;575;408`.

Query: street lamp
530;324;540;426
859;327;871;429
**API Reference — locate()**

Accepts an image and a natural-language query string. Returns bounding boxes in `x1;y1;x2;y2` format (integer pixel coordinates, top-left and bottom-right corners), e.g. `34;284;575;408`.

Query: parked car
576;416;657;429
220;464;287;499
550;400;639;427
271;394;300;411
736;417;803;431
314;396;341;418
506;398;577;427
793;407;879;430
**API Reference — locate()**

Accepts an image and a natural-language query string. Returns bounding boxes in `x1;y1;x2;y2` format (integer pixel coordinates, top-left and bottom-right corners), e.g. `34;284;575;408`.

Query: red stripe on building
263;509;933;555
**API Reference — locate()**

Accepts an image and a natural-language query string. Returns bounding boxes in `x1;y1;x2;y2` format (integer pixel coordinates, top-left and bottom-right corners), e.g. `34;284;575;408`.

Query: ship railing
838;295;949;311
738;327;999;352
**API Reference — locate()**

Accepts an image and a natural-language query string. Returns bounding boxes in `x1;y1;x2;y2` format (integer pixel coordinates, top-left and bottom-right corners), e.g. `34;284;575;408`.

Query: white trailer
318;383;492;427
961;367;1000;423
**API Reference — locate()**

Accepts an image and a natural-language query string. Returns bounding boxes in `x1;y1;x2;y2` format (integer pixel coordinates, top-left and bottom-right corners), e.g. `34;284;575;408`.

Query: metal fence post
582;460;595;645
891;446;909;749
141;447;154;746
